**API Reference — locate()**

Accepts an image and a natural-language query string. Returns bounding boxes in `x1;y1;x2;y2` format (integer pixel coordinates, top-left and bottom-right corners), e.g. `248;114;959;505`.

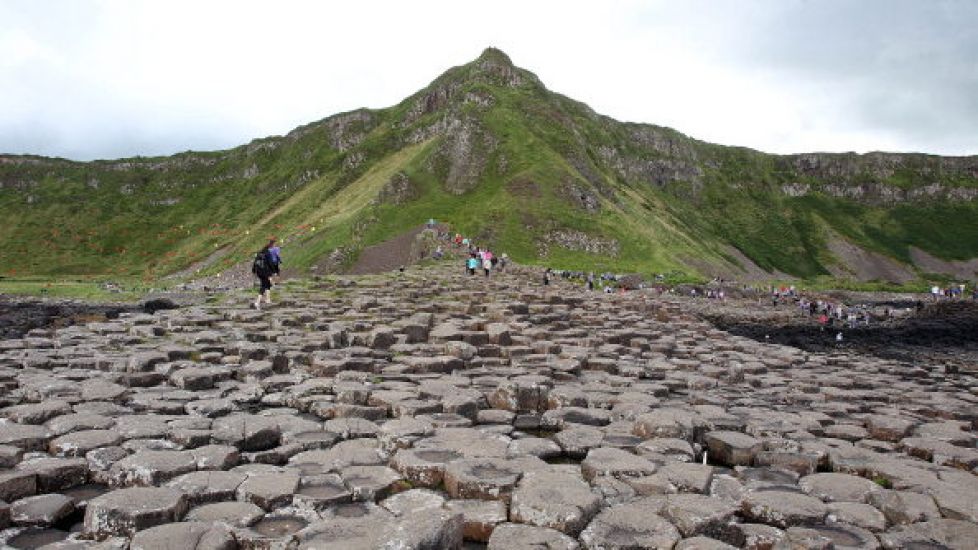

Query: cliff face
1;48;976;281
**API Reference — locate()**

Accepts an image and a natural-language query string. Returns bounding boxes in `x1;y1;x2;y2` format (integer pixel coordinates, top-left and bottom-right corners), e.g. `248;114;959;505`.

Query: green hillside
2;48;977;286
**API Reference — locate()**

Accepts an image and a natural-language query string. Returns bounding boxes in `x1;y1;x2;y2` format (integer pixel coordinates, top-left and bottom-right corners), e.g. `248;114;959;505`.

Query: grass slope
1;47;977;290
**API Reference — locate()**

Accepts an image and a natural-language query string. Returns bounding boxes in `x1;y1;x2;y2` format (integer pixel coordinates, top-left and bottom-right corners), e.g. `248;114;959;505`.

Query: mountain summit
1;49;977;282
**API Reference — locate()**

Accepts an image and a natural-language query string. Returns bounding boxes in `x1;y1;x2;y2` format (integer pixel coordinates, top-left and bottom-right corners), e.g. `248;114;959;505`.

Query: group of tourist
442;233;506;278
540;269;630;292
466;248;505;277
799;298;875;328
930;283;972;300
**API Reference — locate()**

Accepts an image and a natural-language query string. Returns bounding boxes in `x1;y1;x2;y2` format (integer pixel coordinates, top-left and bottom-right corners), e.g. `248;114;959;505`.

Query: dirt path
346;226;426;275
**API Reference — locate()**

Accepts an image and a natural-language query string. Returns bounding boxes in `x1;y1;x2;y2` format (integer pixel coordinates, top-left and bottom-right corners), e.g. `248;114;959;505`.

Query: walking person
466;254;478;276
251;239;277;310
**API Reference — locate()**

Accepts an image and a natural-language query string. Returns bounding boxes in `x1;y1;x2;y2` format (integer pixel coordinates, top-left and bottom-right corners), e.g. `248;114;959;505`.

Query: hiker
251;240;277;310
586;272;594;291
499;253;508;271
543;268;552;286
483;255;492;277
433;246;444;260
466;254;478;276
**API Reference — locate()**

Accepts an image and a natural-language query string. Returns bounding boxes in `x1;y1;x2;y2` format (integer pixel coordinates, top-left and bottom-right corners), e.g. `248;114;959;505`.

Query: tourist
543;268;552;286
251;240;277;310
466;254;478;276
483;254;492;277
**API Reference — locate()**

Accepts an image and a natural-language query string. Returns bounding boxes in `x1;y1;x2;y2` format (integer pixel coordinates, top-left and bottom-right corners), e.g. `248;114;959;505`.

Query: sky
1;0;976;161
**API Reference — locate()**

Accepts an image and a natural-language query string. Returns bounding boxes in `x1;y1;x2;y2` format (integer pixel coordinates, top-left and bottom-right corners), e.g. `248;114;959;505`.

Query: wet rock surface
0;296;136;340
0;264;977;548
703;297;978;368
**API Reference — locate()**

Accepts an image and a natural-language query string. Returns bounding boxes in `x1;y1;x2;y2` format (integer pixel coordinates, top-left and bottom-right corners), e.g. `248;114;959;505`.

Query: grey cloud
737;0;978;153
1;0;976;159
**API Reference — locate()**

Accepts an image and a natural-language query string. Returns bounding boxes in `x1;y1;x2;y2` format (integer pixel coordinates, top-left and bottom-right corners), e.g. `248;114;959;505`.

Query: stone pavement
0;265;976;549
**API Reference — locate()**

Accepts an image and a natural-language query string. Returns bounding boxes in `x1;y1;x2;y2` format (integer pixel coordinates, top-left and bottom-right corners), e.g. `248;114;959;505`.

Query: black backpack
252;250;271;277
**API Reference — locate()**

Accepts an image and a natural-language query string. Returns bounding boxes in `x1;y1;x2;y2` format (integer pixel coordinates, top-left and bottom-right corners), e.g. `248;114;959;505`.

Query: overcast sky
1;0;975;161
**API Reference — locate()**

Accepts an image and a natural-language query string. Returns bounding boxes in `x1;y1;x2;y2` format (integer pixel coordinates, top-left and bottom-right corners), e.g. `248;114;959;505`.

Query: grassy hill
2;48;977;288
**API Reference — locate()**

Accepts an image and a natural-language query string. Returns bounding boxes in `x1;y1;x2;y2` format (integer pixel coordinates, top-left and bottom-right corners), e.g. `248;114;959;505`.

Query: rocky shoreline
0;265;976;548
0;297;136;341
694;296;978;372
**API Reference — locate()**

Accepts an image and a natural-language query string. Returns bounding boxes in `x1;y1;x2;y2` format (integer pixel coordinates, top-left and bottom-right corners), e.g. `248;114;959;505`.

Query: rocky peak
476;47;515;68
471;47;528;88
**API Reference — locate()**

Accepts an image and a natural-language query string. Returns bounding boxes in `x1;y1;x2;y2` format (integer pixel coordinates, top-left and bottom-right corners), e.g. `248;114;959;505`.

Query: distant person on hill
466;254;478;276
499;253;508;271
251;240;277;310
483;255;492;277
543;268;552;286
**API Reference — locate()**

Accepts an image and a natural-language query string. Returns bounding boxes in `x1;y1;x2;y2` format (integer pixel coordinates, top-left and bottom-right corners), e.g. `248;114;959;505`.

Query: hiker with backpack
251;239;279;310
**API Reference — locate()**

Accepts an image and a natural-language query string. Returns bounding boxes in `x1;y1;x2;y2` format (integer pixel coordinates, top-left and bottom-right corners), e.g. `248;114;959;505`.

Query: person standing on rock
466;254;478;276
251;240;277;310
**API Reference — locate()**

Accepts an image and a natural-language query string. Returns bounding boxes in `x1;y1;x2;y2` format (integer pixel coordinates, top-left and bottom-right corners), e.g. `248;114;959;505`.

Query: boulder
741;491;828;528
84;487;188;539
510;471;602;535
487;523;580;550
580;499;680;549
